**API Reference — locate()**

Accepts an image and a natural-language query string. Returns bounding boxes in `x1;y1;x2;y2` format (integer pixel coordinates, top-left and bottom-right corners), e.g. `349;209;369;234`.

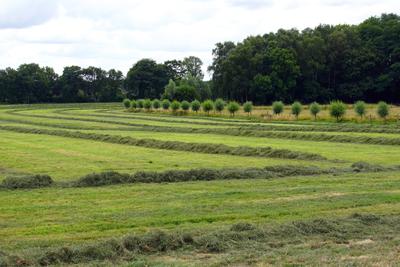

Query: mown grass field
0;103;400;266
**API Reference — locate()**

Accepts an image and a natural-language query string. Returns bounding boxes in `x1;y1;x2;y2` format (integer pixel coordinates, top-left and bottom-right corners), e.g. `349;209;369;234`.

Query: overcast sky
0;0;399;78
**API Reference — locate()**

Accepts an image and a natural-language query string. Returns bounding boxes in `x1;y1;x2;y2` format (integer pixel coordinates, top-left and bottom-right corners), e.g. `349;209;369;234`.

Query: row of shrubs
123;98;249;116
1;162;392;189
0;125;327;161
123;98;392;121
0;213;396;266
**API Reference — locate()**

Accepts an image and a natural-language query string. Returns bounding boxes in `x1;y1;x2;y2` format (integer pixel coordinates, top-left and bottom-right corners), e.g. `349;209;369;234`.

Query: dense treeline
0;14;399;104
0;57;209;104
209;13;400;104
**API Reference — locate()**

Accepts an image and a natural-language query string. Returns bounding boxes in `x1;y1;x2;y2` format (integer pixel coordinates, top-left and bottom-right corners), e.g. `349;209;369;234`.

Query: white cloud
0;0;59;29
0;0;399;78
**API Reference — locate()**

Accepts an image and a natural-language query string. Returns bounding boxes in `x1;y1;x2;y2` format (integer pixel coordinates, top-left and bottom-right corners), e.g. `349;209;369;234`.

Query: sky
0;0;399;78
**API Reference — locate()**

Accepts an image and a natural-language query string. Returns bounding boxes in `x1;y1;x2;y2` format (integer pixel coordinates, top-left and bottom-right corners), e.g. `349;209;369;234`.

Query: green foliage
208;14;400;104
125;59;170;99
272;101;284;115
354;101;366;118
214;98;225;113
310;102;321;120
377;101;389;120
191;100;201;112
181;100;190;111
227;101;240;116
202;100;214;115
137;99;144;109
291;101;302;119
171;100;181;112
162;79;176;100
162;99;170;110
1;175;53;189
143;99;152;111
123;99;131;109
243;101;253;114
130;99;137;109
175;84;198;101
152;99;160;109
329;101;347;122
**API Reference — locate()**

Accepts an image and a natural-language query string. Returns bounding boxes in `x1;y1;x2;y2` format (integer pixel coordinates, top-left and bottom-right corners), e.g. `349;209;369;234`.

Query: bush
243;101;253;115
329;100;346;122
162;99;170;110
354;100;366;119
143;99;152;111
171;100;181;113
130;100;137;109
309;102;321;120
291;101;302;119
152;99;161;110
272;101;284;115
181;100;190;112
377;101;389;120
137;99;145;109
123;99;131;109
191;100;201;113
214;98;225;113
202;100;214;115
227;101;240;116
1;174;53;189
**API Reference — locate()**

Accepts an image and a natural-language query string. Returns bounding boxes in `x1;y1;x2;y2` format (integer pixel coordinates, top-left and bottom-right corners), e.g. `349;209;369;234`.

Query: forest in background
0;13;399;104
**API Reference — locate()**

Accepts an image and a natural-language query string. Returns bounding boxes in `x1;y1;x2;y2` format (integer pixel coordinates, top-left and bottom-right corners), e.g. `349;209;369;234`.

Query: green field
1;103;400;266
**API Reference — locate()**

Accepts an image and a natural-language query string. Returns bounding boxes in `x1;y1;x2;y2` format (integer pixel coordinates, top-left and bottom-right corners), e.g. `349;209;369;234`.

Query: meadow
0;103;400;266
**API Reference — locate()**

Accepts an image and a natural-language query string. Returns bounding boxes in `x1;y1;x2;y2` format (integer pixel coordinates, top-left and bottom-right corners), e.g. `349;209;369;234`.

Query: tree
162;99;170;110
202;100;214;115
171;100;181;113
123;98;131;109
227;101;240;116
377;101;389;120
291;101;302;119
182;56;204;79
272;101;284;115
131;99;137;109
191;100;201;113
330;100;347;122
164;60;187;81
354;101;366;119
152;99;161;110
243;101;253;115
125;59;169;99
174;83;198;101
143;99;152;111
309;102;321;120
214;98;225;113
137;99;145;109
181;100;190;112
162;79;177;100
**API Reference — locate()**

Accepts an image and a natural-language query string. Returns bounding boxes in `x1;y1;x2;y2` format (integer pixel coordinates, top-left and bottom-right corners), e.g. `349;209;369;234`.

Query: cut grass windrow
4;111;400;146
1;162;395;189
0;125;327;161
1;213;398;266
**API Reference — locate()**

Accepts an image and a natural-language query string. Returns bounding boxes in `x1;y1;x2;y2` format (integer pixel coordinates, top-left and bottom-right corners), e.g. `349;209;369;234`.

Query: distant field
0;103;399;266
